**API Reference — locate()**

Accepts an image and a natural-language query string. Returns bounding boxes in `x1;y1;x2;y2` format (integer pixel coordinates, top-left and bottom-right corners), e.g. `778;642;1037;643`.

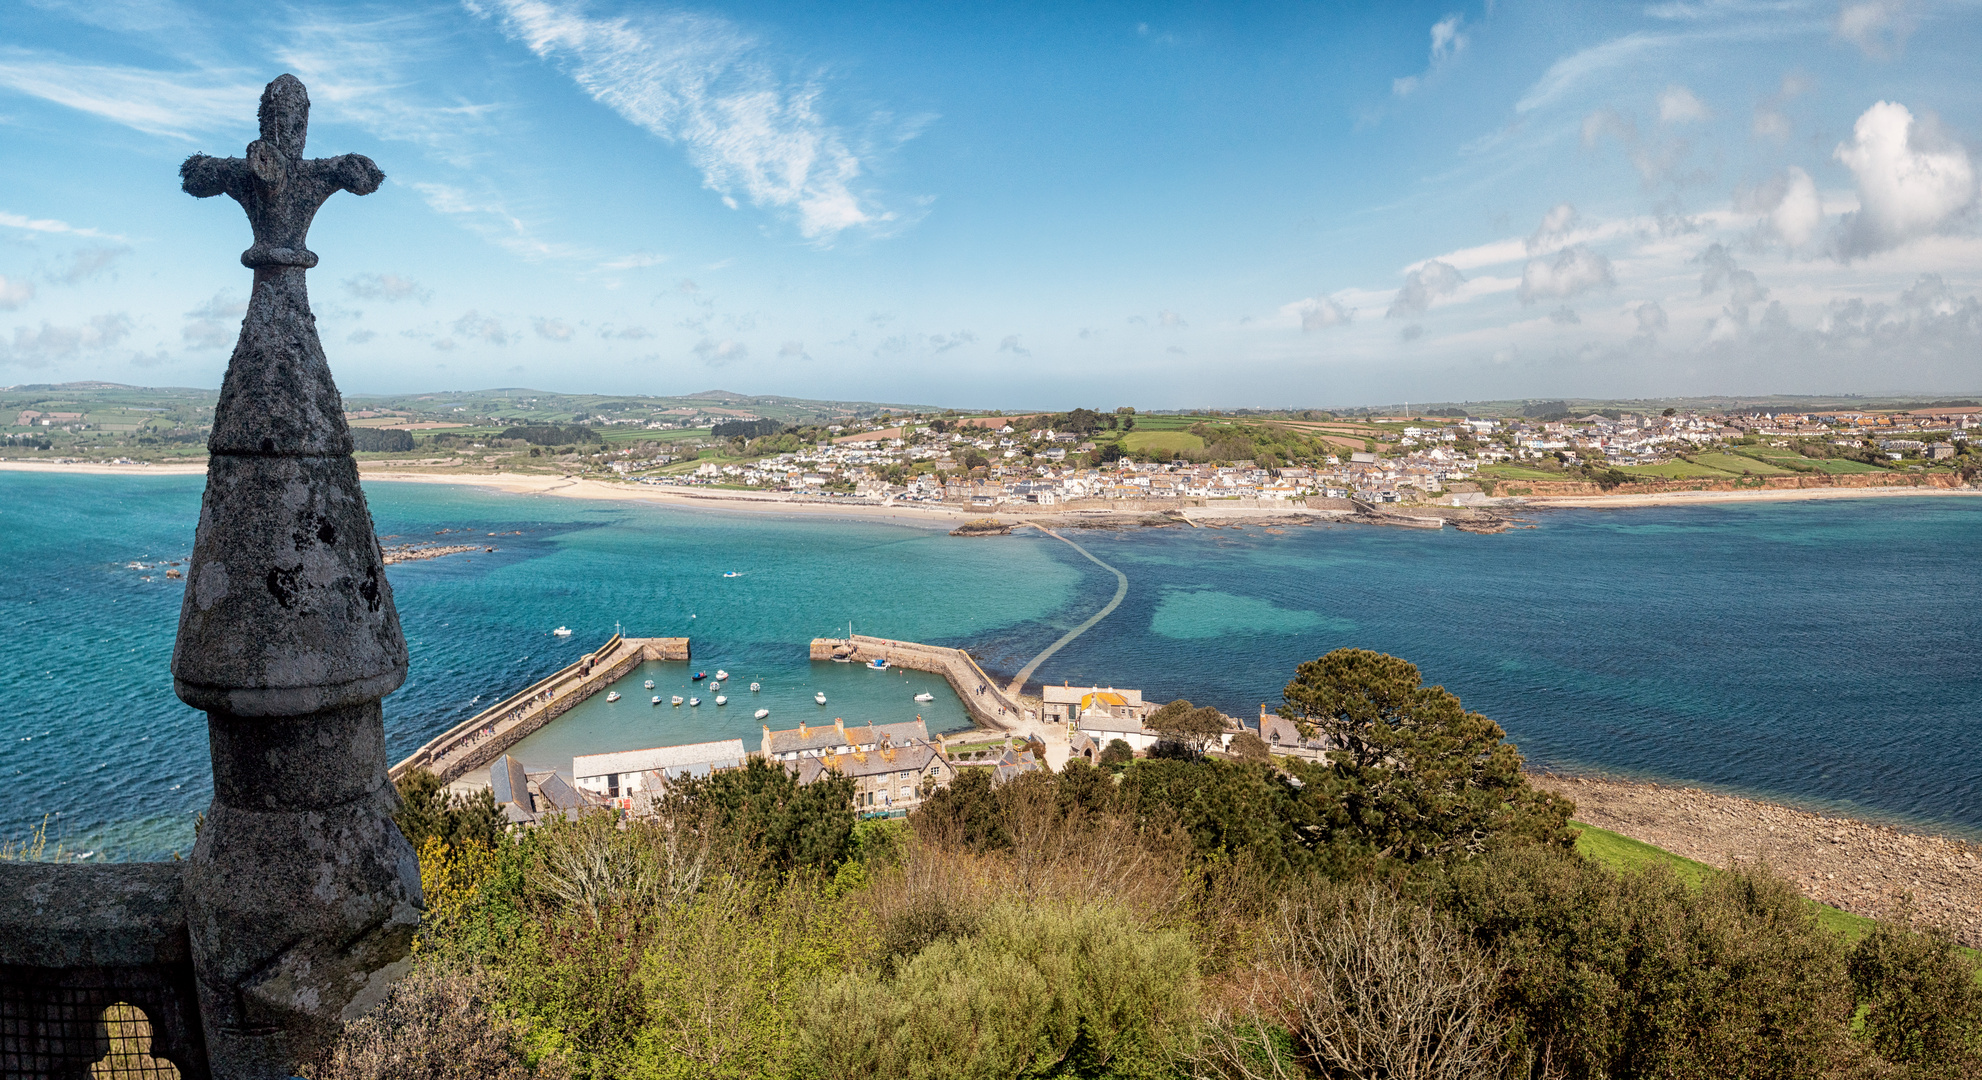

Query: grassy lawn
1479;464;1568;481
1807;457;1890;474
1617;460;1739;479
1690;452;1797;476
1123;430;1206;454
1127;413;1204;432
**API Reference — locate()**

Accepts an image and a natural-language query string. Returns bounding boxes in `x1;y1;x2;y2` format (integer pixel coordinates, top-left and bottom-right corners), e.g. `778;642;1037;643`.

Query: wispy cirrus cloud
468;0;908;241
0;210;125;241
0;49;256;139
273;11;505;166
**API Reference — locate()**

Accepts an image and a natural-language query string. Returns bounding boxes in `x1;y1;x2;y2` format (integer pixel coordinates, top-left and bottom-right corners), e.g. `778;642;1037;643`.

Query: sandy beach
1522;484;1981;509
4;458;1974;518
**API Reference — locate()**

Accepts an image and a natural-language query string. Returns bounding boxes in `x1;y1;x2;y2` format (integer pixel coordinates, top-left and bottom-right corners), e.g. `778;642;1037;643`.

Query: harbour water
2;470;1977;858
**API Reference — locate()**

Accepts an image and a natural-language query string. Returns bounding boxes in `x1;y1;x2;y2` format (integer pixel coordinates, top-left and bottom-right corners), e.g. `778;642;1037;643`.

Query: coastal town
626;403;1981;507
5;384;1979;510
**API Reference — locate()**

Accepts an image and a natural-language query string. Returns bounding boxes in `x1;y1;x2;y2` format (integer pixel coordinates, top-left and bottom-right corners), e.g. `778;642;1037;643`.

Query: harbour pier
391;635;690;783
811;634;1026;730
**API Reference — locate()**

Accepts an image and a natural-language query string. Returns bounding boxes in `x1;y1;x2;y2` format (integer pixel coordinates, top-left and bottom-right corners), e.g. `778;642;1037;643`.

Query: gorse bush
344;649;1981;1080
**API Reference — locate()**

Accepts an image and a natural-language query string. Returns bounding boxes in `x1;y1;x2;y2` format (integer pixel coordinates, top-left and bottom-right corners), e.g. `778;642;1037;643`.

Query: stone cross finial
173;73;419;1080
180;74;383;273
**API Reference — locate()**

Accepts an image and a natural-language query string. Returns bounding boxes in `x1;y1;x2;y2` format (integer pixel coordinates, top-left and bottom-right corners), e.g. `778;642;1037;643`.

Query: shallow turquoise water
497;659;976;781
2;472;1977;858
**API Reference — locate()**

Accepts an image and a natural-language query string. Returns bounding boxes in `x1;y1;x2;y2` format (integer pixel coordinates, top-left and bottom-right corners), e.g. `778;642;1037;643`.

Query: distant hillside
341;387;941;426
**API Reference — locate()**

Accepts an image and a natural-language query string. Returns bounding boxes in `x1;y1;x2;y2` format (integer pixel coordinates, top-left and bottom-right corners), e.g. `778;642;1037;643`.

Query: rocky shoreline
1531;773;1982;947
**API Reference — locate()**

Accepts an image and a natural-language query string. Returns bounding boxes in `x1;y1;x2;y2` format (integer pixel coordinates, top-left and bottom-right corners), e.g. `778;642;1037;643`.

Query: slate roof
574;739;748;781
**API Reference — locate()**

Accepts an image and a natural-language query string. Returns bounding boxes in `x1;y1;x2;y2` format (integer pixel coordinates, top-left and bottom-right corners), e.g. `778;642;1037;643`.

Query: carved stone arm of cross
177;73;383;271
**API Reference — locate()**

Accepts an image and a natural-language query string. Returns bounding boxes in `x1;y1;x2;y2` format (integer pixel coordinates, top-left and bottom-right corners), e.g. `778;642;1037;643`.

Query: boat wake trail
1006;524;1129;695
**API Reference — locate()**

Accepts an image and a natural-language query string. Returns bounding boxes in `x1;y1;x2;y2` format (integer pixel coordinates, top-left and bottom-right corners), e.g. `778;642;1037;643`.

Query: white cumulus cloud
533;317;575;341
182;292;246;349
1832;101;1976;258
453;310;511;345
1658;84;1710;125
1393;14;1467;97
694;337;747;365
2;314;132;367
1288;294;1353;331
1519;246;1615;304
1740;166;1823;248
0;275;34;311
1387;260;1465;318
345;273;432;303
1835;0;1916;59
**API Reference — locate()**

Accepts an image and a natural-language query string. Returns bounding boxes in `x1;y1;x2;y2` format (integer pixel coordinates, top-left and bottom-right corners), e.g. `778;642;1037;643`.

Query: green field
1690;452;1797;476
1478;464;1568;481
1725;446;1891;476
1122;430;1205;454
1806;457;1889;474
1125;413;1206;432
1617;460;1738;479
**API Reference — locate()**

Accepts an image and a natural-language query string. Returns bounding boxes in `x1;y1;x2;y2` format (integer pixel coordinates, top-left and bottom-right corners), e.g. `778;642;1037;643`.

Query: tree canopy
1145;699;1231;757
1280;648;1575;862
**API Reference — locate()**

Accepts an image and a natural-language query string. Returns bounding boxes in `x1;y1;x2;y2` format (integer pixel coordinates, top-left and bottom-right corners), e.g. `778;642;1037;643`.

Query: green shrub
1849;914;1982;1077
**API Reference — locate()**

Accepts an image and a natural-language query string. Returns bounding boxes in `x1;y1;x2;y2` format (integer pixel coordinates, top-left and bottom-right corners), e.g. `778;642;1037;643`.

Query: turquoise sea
2;471;1978;858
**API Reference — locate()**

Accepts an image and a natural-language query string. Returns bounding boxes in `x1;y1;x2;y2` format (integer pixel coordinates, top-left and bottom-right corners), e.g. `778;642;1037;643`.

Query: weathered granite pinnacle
173;73;420;1080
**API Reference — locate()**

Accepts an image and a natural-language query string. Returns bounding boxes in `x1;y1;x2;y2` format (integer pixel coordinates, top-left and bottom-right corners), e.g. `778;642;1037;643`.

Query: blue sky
1;0;1978;407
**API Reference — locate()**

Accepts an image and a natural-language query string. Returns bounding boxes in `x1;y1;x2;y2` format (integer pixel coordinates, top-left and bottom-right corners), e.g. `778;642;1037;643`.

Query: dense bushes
352;649;1980;1080
350;427;415;452
711;419;782;439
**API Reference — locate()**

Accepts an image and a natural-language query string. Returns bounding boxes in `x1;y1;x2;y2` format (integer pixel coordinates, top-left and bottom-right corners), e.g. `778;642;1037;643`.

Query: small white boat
714;695;727;705
914;692;934;702
710;680;723;691
723;571;742;578
754;708;770;720
814;691;827;705
552;626;573;637
688;697;701;707
651;696;662;705
868;658;889;670
750;682;761;692
715;670;729;681
672;695;684;706
645;679;655;689
606;691;621;702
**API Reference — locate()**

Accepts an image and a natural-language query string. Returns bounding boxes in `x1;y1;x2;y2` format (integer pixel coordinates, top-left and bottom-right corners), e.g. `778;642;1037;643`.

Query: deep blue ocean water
2;471;1977;858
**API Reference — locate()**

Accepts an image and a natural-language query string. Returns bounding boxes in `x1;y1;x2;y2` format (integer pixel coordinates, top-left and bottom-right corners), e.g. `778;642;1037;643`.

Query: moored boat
652;696;662;705
754;708;770;720
688;697;701;707
645;679;655;689
914;692;934;702
814;691;828;705
715;695;727;705
552;626;572;637
715;669;729;681
867;658;889;670
672;695;684;706
691;671;707;681
750;682;761;692
606;691;621;702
